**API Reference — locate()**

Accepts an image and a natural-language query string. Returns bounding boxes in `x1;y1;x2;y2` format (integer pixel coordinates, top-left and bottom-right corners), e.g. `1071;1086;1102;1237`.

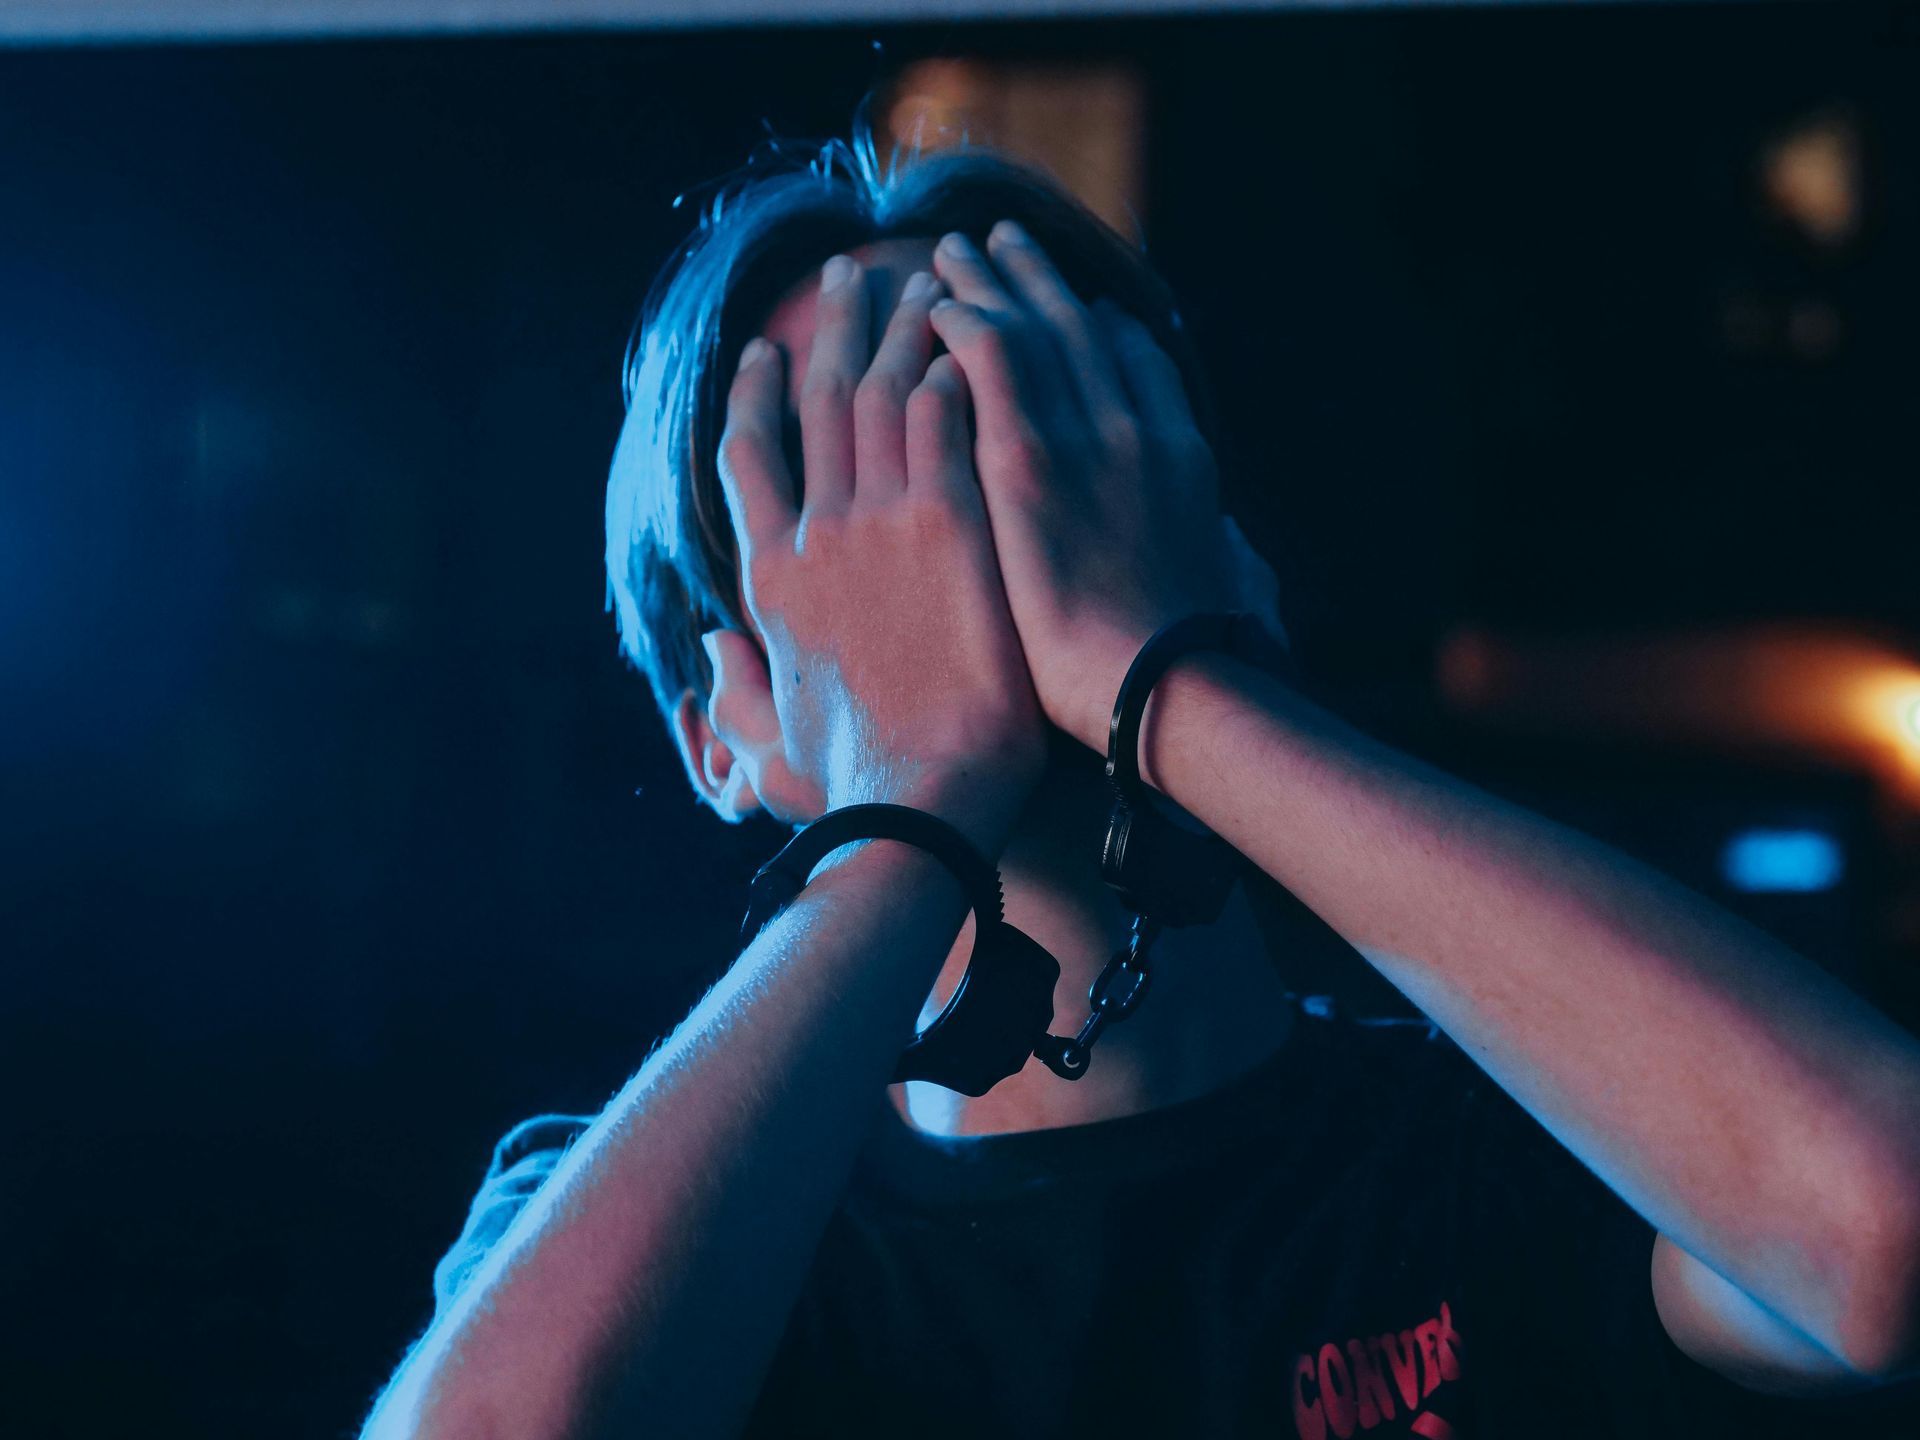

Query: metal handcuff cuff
739;803;1060;1097
739;611;1288;1097
1032;609;1292;1079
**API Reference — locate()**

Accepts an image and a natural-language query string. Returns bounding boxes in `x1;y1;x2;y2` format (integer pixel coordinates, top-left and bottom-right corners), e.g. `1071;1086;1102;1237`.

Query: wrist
1131;649;1233;793
825;764;1030;861
1039;622;1158;755
1067;611;1290;792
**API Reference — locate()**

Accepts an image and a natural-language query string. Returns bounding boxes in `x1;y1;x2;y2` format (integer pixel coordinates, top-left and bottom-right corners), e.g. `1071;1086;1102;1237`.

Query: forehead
757;235;942;406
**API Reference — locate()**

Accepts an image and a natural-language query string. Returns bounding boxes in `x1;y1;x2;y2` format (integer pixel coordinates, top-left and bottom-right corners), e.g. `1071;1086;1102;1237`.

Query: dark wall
1;6;1914;1436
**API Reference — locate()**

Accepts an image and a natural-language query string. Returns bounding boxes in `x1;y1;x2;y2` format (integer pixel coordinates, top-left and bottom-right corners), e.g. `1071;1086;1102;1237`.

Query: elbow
1825;1157;1920;1383
1831;1311;1919;1387
1829;1282;1920;1386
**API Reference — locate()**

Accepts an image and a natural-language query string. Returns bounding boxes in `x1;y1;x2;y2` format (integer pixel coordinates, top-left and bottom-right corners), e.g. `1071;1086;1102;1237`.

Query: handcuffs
738;802;1059;1097
740;611;1291;1096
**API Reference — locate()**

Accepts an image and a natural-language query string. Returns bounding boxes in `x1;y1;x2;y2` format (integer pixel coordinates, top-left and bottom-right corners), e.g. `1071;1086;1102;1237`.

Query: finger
935;228;1080;428
905;353;986;522
926;299;1054;490
716;337;798;551
852;269;945;505
1096;300;1199;436
931;230;1020;316
799;254;869;515
985;219;1127;423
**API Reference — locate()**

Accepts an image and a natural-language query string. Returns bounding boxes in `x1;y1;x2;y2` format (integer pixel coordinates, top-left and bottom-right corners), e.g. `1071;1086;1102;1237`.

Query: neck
893;752;1297;1139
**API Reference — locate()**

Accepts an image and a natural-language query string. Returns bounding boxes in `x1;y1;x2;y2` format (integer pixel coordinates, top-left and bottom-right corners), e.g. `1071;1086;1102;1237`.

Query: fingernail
820;255;856;293
990;218;1030;249
901;270;937;303
700;630;723;668
930;297;959;314
736;337;771;372
937;231;972;260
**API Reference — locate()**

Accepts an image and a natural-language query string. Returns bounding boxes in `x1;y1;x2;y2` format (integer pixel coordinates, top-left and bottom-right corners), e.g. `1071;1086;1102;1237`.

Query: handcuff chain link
1035;913;1163;1080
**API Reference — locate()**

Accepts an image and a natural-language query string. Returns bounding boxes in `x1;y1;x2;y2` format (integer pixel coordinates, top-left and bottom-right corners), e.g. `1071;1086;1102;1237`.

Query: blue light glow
1721;828;1844;894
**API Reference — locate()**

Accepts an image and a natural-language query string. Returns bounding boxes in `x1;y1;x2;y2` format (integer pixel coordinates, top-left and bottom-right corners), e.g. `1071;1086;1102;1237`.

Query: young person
361;129;1920;1440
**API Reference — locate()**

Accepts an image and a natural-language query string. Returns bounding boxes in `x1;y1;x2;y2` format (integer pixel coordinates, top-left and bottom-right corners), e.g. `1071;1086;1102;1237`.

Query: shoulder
430;1113;594;1315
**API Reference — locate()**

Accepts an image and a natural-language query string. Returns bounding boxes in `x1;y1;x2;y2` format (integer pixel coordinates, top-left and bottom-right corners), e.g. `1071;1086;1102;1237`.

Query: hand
713;257;1045;853
927;223;1276;752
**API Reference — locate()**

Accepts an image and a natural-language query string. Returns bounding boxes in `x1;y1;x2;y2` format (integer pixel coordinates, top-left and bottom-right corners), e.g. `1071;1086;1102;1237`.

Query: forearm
364;836;977;1440
1136;652;1920;1374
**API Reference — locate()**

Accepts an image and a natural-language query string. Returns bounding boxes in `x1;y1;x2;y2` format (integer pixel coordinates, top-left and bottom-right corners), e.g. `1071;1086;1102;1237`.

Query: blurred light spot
1847;669;1920;797
878;58;1145;238
1786;300;1841;360
883;58;985;156
1759;109;1861;248
1438;625;1920;807
1719;293;1842;363
1722;829;1844;894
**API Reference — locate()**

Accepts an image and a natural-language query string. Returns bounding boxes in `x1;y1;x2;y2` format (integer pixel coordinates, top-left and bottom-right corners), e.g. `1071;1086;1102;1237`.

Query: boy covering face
362;131;1920;1439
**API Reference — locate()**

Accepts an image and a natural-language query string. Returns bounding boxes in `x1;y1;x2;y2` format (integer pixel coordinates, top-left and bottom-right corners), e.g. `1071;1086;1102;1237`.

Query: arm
368;255;1046;1438
1130;649;1920;1390
924;221;1920;1390
365;819;1004;1440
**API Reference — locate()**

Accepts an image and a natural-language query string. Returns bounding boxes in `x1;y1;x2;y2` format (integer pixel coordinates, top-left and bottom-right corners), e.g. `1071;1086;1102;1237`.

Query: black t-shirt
428;1011;1909;1438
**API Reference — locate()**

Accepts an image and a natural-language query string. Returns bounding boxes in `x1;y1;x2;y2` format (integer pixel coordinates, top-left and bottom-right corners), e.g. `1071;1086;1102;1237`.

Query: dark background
3;4;1918;1435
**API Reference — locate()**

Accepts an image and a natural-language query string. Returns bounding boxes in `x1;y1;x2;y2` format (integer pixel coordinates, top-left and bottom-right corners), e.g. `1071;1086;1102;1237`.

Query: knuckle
799;372;854;418
1097;414;1142;458
972;311;1015;352
989;423;1050;480
896;490;961;542
929;298;974;331
743;547;781;595
906;373;958;420
1042;299;1093;342
853;373;909;423
989;309;1029;344
717;429;763;486
793;510;847;559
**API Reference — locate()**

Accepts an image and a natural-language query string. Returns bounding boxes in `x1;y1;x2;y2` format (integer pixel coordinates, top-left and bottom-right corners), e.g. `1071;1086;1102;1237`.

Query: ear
669;628;795;825
670;688;759;823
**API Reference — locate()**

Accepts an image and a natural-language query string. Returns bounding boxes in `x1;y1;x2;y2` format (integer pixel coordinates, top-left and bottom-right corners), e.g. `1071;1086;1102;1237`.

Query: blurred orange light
1759;108;1861;249
1438;625;1920;807
877;59;1145;239
1850;671;1920;793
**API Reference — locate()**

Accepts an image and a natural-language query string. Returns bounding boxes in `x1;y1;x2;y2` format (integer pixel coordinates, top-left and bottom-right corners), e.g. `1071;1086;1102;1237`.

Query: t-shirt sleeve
422;1109;855;1438
430;1113;594;1317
